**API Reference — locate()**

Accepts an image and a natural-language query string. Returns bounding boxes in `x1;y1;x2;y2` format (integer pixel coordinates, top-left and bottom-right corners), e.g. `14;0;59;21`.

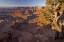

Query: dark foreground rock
0;22;64;42
0;21;12;42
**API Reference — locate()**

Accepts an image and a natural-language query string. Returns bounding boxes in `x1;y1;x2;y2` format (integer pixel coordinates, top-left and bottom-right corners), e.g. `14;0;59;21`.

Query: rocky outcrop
0;21;53;42
35;34;49;42
0;21;13;42
18;31;34;42
29;17;43;26
10;11;27;19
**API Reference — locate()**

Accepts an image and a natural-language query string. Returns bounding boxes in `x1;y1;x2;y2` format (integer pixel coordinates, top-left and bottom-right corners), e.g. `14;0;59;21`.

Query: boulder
35;34;49;42
18;31;34;42
0;21;12;42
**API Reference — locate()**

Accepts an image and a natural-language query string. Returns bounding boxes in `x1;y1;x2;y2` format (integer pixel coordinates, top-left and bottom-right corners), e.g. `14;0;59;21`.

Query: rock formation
0;21;12;42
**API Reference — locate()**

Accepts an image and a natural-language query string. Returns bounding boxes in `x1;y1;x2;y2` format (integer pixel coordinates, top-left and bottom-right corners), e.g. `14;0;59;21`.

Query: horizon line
0;4;46;7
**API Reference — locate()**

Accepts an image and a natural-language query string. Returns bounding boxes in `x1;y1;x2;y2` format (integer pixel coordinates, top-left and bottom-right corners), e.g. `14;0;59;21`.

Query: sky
0;0;46;7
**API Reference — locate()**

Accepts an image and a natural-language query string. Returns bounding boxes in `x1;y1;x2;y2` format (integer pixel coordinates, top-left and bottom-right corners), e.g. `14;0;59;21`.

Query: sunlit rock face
28;17;43;26
10;11;27;19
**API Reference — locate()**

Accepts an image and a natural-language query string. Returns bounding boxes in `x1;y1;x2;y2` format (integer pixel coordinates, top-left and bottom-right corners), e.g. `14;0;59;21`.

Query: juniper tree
40;0;64;39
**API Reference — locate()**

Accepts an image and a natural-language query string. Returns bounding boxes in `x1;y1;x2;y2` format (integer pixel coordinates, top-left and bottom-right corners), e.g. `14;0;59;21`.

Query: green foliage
46;0;58;5
46;0;64;6
39;0;64;26
46;0;52;5
39;7;53;25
